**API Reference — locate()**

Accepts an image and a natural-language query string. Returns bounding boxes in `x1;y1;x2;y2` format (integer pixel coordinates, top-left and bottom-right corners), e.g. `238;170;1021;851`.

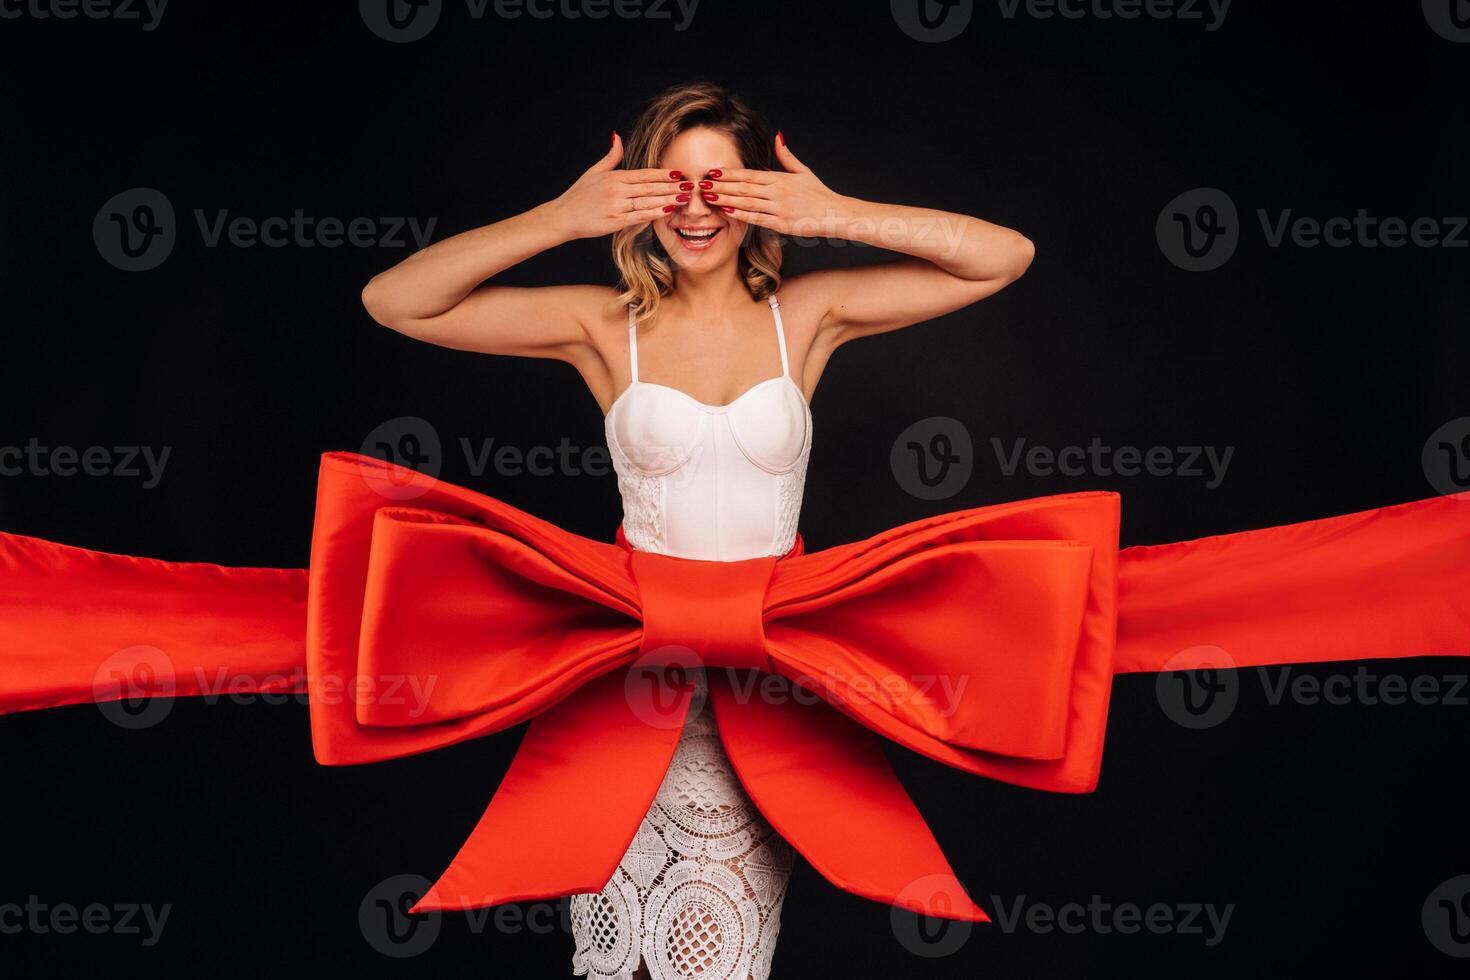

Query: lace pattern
612;440;665;553
771;447;809;555
571;674;793;980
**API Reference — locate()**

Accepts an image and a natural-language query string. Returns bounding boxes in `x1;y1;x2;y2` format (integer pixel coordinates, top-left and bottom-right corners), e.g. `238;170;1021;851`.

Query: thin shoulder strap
626;304;639;383
767;294;790;377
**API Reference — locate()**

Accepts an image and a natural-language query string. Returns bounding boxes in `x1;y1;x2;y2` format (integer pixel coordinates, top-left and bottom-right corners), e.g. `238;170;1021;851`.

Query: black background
2;2;1467;976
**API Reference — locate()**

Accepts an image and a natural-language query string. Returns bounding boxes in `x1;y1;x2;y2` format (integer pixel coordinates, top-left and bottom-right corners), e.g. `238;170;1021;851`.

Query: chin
667;244;736;271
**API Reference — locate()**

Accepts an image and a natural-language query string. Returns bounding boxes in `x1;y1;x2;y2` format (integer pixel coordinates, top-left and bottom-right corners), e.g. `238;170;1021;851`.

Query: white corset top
605;294;812;562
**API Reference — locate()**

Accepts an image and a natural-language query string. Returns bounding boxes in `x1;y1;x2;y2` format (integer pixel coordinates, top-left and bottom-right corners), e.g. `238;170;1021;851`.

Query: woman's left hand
704;136;851;236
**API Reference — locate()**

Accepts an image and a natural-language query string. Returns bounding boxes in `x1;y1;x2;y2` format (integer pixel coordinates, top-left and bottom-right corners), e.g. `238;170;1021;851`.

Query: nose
683;186;714;217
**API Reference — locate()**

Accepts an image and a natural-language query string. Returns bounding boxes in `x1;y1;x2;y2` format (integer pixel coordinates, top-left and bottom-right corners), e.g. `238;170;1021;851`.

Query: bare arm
360;134;684;361
360;205;596;359
711;137;1035;347
796;200;1034;345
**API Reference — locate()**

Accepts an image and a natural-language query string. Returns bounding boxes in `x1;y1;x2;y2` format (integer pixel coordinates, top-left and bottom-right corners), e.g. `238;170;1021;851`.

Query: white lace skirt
570;672;793;980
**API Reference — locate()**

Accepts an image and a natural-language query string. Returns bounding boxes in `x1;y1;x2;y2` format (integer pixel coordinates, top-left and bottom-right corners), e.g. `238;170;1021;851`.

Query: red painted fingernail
662;204;678;213
669;170;683;180
676;193;690;203
679;181;694;191
720;205;735;213
707;169;722;178
703;192;719;201
698;180;713;190
777;131;785;146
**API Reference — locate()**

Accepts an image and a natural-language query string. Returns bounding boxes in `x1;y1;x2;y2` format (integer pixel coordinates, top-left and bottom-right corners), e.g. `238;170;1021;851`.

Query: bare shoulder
771;270;843;339
555;283;619;327
772;271;848;401
552;283;627;330
555;284;631;413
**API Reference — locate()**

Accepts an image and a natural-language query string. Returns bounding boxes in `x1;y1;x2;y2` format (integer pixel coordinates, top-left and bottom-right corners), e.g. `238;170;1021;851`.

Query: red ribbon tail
412;671;693;913
1115;492;1470;674
0;531;308;715
708;675;989;923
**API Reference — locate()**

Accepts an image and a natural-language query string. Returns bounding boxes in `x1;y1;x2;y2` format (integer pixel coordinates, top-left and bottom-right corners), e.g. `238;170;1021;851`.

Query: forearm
828;196;1034;283
361;200;577;324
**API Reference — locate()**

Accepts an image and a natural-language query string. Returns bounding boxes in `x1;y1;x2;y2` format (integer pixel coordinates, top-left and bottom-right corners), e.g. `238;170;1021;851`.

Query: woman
361;81;1035;980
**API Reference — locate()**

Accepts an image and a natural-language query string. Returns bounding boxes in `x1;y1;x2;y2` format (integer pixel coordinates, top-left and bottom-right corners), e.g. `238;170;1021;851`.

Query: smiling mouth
674;226;724;249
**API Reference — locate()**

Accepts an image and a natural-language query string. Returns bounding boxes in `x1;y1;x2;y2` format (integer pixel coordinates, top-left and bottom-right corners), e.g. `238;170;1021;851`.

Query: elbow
360;274;401;330
1007;233;1036;282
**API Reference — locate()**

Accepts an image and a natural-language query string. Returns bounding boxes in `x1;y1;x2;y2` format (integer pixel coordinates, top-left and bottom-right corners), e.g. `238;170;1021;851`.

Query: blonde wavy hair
613;82;783;323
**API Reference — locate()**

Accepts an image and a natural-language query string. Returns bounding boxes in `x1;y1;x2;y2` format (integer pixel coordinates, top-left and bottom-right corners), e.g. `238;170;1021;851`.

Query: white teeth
677;228;719;239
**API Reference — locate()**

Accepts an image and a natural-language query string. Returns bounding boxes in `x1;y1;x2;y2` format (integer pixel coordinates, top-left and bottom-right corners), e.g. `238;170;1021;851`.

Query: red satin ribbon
1;451;1467;923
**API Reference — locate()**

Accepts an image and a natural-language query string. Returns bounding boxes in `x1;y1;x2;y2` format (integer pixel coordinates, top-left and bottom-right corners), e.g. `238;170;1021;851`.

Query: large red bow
308;453;1121;921
2;452;1466;923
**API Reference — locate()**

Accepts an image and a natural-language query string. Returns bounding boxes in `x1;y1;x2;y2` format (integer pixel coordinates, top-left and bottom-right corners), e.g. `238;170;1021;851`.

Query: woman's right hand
547;133;687;239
